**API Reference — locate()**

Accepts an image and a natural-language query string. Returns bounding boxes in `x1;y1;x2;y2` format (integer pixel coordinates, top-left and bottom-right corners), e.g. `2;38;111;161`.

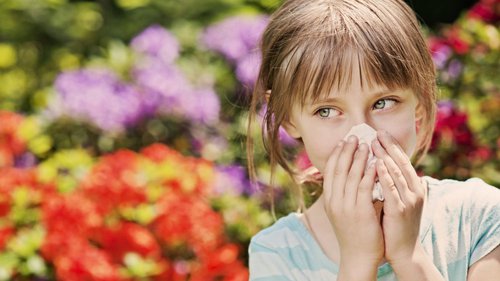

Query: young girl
247;0;500;280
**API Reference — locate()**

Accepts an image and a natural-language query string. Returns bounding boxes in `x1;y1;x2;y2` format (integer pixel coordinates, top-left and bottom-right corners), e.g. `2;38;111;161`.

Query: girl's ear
415;102;425;133
265;89;271;103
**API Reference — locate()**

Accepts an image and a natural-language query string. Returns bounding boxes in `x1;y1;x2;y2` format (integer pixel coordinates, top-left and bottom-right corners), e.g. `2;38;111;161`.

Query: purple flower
131;24;180;64
437;100;455;116
14;152;37;168
50;68;149;133
133;60;220;125
214;165;253;195
236;51;261;87
177;88;220;125
258;105;298;147
431;44;453;70
133;60;191;111
279;126;298;146
447;59;463;80
201;15;268;62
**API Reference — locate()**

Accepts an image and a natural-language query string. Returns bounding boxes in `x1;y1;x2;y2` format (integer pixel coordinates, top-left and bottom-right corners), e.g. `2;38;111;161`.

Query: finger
357;160;377;205
344;142;370;206
322;140;345;204
377;130;421;193
376;159;404;209
372;139;410;201
333;135;359;201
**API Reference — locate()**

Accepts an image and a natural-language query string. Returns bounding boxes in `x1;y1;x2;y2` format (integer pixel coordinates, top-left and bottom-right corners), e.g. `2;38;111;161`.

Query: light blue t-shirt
249;177;500;280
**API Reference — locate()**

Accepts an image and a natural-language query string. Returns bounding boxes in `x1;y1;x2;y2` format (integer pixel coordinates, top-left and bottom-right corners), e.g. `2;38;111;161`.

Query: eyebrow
307;89;394;105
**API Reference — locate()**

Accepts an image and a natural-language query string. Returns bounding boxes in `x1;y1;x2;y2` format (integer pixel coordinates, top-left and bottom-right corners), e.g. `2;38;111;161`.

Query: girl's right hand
322;135;384;277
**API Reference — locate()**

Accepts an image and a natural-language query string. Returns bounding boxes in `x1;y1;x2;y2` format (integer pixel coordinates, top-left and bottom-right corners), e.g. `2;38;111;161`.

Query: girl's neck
300;195;341;264
300;194;386;266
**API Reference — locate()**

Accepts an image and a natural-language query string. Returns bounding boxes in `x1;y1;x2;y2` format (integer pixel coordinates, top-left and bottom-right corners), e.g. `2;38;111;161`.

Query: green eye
374;100;386;109
316;108;339;118
318;108;331;117
373;99;397;110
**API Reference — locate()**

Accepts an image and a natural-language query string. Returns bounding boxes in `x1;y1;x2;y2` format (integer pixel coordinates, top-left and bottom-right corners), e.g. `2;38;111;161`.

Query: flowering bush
0;137;265;280
47;25;220;134
423;0;500;185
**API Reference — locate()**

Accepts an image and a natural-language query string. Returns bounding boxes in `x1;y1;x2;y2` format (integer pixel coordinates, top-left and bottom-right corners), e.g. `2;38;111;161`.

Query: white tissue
343;123;384;202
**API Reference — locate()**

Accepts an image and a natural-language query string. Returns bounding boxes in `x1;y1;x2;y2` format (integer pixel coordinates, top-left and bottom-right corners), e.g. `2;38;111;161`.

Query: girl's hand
372;130;426;265
323;135;384;275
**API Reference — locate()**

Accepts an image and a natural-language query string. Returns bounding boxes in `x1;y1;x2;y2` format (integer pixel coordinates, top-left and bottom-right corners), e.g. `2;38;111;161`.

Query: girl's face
283;69;422;175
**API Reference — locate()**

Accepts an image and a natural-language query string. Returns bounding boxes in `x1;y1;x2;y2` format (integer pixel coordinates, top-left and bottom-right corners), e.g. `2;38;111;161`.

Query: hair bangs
281;42;414;110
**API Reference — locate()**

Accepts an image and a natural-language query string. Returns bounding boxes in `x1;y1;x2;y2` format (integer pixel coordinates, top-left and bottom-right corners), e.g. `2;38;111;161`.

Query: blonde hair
247;0;437;207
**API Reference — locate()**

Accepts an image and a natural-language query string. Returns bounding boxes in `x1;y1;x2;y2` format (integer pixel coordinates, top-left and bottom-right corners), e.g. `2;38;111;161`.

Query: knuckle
414;195;424;207
400;161;414;173
330;206;343;218
391;168;403;179
405;195;424;210
334;167;344;176
398;204;407;213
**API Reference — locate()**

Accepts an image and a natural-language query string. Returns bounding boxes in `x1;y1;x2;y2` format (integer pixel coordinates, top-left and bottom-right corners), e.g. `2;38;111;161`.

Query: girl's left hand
372;130;427;265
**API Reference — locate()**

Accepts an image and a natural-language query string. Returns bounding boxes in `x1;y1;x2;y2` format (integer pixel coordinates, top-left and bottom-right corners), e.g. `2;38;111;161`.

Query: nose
350;112;375;129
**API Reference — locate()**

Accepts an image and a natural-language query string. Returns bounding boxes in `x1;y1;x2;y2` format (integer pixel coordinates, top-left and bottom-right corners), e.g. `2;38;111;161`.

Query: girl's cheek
376;116;417;156
302;130;346;173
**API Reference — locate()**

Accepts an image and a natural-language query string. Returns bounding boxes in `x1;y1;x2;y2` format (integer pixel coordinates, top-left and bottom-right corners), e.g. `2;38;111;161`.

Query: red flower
190;244;249;281
95;222;161;263
0;167;56;218
2;142;249;281
53;244;124;281
433;102;476;149
152;193;224;258
0;226;14;251
80;150;147;215
0;111;26;167
447;36;469;55
0;191;10;218
41;232;89;262
295;150;313;171
469;146;493;162
41;193;103;260
141;143;183;163
467;0;500;23
0;168;40;190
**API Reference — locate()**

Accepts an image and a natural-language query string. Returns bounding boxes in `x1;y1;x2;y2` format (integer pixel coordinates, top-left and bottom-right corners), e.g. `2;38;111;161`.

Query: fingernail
367;161;375;170
337;140;345;147
348;135;357;143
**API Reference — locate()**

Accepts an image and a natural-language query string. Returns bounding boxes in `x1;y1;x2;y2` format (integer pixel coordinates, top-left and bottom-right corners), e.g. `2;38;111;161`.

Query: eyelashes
372;98;398;111
314;98;400;119
316;108;340;118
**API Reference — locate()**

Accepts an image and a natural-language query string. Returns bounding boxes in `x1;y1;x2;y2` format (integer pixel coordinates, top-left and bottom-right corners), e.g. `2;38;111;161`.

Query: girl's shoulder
421;176;500;242
422;176;500;228
249;212;338;277
424;176;500;206
250;212;310;248
420;176;500;274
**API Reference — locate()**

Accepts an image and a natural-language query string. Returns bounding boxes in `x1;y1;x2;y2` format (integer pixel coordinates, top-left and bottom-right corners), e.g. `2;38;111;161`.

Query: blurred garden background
0;0;498;280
